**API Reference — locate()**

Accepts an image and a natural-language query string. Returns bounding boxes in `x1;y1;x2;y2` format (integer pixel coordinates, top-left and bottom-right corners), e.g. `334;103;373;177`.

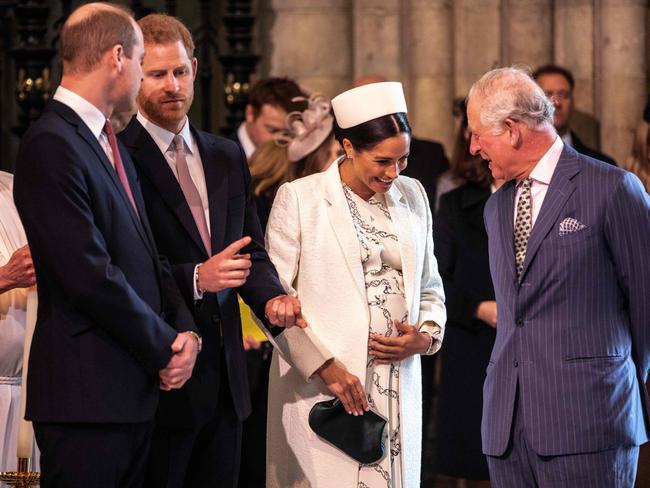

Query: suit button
516;319;524;327
160;311;166;320
513;360;519;367
211;314;221;325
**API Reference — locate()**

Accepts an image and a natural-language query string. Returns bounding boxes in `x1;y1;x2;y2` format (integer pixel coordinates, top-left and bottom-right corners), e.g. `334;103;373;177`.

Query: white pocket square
559;217;587;236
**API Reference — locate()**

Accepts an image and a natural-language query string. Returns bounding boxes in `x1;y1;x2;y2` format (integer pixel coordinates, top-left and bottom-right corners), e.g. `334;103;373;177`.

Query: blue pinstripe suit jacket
482;144;650;457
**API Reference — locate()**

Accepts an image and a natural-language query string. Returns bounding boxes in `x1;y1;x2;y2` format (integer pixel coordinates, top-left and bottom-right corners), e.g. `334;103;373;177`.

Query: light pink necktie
173;135;211;256
103;120;139;217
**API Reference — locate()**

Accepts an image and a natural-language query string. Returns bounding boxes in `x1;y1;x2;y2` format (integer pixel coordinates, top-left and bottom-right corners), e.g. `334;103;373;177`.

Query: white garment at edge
0;171;39;473
263;160;446;487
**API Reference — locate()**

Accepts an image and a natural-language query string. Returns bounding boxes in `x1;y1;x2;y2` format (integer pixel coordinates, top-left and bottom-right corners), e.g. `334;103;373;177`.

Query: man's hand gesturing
197;236;252;292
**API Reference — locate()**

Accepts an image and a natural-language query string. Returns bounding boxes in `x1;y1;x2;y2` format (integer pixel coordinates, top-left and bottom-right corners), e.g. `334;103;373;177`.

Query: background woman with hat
263;82;446;487
249;93;341;231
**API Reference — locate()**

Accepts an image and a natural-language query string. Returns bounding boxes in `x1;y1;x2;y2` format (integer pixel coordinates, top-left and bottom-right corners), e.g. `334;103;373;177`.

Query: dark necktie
514;177;533;280
103;120;139;216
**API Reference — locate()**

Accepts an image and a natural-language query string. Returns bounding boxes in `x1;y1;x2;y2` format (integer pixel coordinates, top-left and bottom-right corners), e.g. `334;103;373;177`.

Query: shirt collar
561;131;573;147
53;86;107;140
136;111;193;155
237;122;256;160
529;135;563;186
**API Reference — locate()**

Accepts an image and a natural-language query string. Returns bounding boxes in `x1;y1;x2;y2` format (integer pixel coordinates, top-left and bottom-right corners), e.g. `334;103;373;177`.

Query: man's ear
505;118;522;149
111;44;124;74
191;57;198;81
245;104;255;124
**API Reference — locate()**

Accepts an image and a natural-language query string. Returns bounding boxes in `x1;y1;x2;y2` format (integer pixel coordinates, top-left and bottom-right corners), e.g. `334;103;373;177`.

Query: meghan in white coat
264;154;446;487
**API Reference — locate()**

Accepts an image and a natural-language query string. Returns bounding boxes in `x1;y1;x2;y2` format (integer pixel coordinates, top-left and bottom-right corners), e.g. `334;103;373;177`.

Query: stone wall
259;0;649;164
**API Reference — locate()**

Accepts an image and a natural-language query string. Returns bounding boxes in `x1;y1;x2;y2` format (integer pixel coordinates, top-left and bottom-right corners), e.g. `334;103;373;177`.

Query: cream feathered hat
331;82;407;129
285;93;334;163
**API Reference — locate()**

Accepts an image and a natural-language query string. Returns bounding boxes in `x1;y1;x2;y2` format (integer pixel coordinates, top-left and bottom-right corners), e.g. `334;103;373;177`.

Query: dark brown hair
138;13;195;58
333;112;411;153
448;97;492;187
248;78;306;118
532;64;575;91
60;4;136;73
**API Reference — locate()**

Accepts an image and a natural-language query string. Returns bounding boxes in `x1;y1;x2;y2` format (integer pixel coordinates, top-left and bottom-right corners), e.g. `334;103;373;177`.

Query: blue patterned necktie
514;177;533;280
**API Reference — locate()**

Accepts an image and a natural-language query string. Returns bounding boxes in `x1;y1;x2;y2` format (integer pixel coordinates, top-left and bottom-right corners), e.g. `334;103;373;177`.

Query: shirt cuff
419;321;442;355
193;264;204;301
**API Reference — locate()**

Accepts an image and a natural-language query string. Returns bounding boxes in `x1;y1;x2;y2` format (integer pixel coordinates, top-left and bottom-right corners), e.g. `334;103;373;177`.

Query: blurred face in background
137;40;196;133
536;73;572;135
245;103;288;147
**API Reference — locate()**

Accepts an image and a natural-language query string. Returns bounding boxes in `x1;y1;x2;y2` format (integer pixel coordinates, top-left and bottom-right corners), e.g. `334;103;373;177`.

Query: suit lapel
495;180;517;283
120;145;159;258
323;162;366;301
193;128;228;255
52;102;154;256
122;119;209;259
519;147;580;281
385;183;415;313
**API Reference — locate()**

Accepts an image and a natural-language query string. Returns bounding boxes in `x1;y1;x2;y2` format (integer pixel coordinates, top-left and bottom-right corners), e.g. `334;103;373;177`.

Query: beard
138;91;193;130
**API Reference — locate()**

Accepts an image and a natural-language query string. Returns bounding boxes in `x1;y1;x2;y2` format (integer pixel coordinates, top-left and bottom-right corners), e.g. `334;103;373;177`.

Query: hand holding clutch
309;398;387;465
316;359;368;416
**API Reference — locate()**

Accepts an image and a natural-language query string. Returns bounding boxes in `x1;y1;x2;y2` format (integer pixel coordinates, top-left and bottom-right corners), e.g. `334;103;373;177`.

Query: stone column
407;0;454;148
267;0;352;98
454;0;502;98
502;0;552;67
597;0;647;164
352;0;402;81
554;0;595;114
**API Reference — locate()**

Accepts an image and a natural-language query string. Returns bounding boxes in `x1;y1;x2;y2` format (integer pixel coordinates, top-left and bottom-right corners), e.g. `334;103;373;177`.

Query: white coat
263;160;446;487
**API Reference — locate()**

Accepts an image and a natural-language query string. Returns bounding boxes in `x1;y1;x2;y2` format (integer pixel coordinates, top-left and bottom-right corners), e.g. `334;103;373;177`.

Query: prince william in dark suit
13;4;200;488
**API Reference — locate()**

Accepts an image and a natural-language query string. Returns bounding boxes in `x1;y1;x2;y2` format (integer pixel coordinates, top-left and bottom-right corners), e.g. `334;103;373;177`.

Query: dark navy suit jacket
482;144;650;456
119;118;284;427
13;100;196;423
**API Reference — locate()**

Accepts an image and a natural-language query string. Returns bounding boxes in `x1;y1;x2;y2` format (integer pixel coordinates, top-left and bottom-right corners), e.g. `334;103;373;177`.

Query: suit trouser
486;390;639;488
34;420;153;488
144;358;242;488
238;342;272;488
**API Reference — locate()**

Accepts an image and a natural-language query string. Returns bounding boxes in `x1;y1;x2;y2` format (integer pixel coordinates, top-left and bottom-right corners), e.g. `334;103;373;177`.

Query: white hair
468;67;555;134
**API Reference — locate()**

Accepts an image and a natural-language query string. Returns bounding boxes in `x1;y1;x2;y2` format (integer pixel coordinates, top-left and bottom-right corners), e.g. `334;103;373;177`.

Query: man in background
235;77;306;160
533;64;617;165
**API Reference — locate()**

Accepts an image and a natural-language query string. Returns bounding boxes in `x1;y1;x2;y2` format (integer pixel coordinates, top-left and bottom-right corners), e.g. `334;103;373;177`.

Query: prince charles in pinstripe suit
467;67;650;487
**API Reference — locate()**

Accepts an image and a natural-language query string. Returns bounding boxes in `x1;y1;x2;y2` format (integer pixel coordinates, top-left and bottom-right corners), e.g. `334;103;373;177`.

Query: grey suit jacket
482;144;650;457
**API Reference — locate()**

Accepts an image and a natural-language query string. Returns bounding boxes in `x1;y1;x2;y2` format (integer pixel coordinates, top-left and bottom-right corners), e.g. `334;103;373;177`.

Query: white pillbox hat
331;82;408;129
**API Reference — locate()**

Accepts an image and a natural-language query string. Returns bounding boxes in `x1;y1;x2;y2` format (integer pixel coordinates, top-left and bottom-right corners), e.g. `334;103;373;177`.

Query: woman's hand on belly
369;320;430;364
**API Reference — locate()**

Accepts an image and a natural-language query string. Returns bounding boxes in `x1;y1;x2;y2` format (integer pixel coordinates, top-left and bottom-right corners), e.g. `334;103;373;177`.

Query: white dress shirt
136;112;210;300
136;112;210;232
514;136;563;227
53;86;114;167
236;122;256;161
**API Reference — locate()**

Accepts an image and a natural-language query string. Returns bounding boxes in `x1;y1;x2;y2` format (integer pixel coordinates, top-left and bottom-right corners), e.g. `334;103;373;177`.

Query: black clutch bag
308;398;387;464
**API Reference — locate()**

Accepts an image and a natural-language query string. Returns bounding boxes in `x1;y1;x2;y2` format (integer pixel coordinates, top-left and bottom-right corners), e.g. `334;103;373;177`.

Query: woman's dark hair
333;112;411;152
447;97;492;188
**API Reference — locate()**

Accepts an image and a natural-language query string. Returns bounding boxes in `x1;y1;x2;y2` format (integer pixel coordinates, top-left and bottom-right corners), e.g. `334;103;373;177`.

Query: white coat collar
322;159;416;314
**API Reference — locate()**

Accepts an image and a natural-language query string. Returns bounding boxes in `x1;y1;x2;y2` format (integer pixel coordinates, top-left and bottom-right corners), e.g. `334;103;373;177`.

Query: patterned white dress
343;183;407;488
